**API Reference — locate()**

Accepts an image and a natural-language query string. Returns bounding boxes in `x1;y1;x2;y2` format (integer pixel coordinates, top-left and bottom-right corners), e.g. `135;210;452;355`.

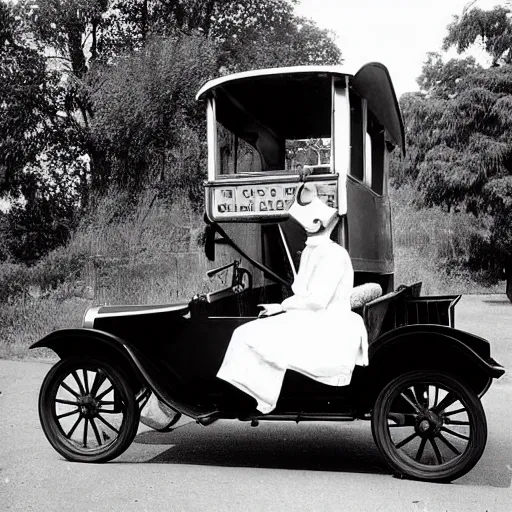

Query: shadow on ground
482;298;511;305
128;417;512;489
132;420;390;475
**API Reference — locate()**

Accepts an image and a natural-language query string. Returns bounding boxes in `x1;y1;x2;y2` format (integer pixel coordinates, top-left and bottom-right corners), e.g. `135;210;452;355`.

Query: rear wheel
371;371;487;482
39;358;140;463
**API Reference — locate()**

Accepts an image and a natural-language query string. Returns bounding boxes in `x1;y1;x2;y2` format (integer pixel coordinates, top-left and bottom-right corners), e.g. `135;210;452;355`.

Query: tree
392;4;512;283
15;0;117;196
1;1;95;261
5;170;79;263
210;1;341;72
443;5;512;66
88;0;342;197
90;33;219;198
416;52;482;100
0;2;60;195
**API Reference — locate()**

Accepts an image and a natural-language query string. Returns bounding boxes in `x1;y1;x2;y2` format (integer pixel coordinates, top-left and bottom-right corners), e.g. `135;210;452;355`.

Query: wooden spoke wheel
39;358;140;463
371;371;487;482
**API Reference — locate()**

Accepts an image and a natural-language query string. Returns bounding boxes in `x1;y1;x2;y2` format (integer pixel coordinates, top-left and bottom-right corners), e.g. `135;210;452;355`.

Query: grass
390;185;504;295
0;186;506;360
0;297;86;361
394;246;503;295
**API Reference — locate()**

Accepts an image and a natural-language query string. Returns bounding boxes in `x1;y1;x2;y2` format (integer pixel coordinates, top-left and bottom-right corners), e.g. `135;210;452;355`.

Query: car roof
195;65;352;99
196;63;405;154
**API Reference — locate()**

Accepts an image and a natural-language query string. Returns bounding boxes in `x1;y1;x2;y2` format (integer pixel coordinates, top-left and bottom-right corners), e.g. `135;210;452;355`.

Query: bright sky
296;0;504;98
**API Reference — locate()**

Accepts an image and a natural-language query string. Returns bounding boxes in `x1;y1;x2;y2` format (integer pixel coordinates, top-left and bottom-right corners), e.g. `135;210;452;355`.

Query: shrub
0;263;31;303
0;249;89;304
390;185;504;293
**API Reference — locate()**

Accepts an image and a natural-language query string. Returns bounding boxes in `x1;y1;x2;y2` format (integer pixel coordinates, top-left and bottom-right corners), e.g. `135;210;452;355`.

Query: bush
0;263;31;303
0;248;89;304
30;249;89;291
390;185;504;293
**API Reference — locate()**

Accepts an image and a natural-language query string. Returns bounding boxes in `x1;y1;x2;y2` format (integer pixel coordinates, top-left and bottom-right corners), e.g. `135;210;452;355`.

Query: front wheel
39;358;140;463
371;371;487;482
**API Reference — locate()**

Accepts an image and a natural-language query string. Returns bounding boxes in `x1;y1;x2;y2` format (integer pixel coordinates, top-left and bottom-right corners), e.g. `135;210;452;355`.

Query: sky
295;0;504;98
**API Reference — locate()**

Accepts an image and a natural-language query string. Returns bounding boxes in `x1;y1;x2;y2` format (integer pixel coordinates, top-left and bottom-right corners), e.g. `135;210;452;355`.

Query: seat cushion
350;283;383;310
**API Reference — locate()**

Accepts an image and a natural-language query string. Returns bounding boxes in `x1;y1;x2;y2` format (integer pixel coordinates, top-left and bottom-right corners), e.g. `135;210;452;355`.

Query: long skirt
216;309;367;414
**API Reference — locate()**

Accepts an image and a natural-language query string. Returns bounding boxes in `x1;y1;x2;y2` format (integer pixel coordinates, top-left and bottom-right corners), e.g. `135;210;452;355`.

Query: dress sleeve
282;245;345;312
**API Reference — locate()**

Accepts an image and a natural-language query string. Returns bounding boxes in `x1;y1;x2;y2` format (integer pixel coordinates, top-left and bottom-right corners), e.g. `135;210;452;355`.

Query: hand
257;303;284;318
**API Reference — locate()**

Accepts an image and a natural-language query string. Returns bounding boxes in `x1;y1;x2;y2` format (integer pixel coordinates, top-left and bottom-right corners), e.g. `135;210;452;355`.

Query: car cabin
196;64;405;294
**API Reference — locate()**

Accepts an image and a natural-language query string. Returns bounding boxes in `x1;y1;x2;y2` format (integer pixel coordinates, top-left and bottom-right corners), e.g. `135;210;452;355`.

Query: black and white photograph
1;1;511;511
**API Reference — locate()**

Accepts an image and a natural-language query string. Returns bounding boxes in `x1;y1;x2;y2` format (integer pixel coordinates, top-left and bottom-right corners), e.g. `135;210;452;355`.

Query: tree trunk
66;22;87;79
141;0;148;42
91;19;98;61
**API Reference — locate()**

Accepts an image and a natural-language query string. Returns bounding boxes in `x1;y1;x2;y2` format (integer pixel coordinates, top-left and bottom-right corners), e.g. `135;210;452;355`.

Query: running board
241;412;357;423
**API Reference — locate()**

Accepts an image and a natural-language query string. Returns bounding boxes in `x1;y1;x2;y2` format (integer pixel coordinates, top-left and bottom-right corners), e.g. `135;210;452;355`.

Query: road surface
1;295;511;511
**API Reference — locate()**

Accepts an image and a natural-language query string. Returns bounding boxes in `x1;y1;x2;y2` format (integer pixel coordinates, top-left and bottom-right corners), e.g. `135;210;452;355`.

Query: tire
39;358;140;463
371;370;487;482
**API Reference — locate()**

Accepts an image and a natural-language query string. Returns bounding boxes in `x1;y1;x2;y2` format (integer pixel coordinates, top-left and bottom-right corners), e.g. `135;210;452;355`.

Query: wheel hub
78;395;99;417
416;411;443;436
418;419;430;432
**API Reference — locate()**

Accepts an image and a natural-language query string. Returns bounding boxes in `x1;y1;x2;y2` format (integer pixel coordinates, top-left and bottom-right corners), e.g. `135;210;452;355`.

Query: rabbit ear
296;183;318;206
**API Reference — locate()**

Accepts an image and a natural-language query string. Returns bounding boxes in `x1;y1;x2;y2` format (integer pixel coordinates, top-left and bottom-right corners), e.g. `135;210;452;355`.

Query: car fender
30;328;211;419
366;324;505;399
30;328;146;388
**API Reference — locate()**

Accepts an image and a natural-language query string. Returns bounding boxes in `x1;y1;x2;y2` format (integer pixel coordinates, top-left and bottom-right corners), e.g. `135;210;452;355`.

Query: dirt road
1;294;511;512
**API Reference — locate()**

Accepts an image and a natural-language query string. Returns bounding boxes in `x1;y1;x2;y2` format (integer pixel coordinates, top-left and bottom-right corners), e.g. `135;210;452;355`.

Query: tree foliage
0;3;58;195
209;0;341;71
88;0;342;196
443;5;512;66
416;52;482;99
392;5;512;276
90;33;218;195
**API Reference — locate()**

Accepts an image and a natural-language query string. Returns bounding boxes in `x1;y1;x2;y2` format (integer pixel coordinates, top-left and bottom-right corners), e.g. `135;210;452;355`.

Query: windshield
217;120;332;175
285;138;331;172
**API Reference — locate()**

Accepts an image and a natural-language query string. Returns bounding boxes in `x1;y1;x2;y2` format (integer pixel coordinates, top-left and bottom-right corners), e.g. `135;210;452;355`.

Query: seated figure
217;183;368;414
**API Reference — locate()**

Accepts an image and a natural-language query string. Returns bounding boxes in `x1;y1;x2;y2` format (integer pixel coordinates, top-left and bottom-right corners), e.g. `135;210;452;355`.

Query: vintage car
31;64;505;483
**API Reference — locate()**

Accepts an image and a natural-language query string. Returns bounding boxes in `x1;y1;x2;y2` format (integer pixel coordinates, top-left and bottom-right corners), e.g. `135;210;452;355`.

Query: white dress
216;235;368;414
